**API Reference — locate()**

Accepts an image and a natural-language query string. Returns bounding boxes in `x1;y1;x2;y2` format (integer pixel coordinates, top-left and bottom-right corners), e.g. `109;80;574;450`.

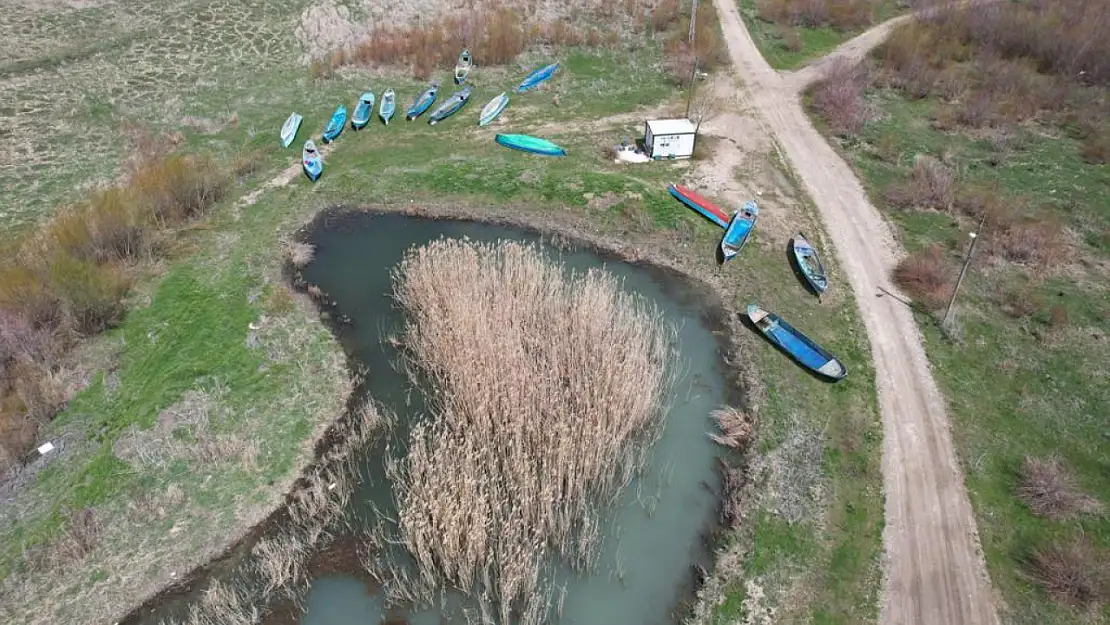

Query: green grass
737;0;906;70
808;79;1110;624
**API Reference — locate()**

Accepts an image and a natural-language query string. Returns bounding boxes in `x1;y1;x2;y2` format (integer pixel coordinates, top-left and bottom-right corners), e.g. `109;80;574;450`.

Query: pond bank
119;201;759;625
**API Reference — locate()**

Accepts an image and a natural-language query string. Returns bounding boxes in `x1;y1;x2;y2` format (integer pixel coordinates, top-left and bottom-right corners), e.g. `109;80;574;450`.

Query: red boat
667;184;729;229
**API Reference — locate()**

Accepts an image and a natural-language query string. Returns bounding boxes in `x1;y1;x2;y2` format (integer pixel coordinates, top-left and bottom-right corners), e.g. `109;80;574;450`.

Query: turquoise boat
518;63;559;92
478;92;509;127
406;82;438;121
351;92;375;130
495;134;566;156
322;105;347;143
720;201;759;262
302;140;322;182
791;232;828;295
747;304;846;381
428;85;472;125
280;112;302;148
379;89;396;125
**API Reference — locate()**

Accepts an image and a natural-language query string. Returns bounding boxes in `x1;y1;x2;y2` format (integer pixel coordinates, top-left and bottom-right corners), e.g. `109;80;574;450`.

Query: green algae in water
296;212;733;625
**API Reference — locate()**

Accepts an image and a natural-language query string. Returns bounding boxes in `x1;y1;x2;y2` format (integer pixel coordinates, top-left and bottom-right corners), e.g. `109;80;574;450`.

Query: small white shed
644;118;697;160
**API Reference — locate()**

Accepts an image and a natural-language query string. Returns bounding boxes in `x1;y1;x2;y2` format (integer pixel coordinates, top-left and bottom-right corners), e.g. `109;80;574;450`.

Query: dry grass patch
757;0;878;31
1023;535;1110;609
379;239;676;624
892;245;954;310
710;406;754;449
1016;456;1102;521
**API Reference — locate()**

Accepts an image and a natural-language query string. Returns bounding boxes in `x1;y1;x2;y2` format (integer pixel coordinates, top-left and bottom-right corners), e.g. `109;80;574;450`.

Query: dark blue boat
518;63;559;92
747;304;846;381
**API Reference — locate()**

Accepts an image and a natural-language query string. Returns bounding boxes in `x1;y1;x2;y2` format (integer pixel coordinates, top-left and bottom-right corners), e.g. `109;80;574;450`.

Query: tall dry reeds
383;239;676;624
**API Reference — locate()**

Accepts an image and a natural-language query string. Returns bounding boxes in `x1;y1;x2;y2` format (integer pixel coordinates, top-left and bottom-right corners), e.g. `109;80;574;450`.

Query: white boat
478;92;509;127
281;112;303;148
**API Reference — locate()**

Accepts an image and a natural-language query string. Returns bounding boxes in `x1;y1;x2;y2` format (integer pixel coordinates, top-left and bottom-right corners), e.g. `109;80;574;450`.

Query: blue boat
720;201;759;262
322;105;347;143
518;63;559;92
791;232;828;295
406;82;439;121
379;89;396;125
747;304;846;381
428;85;472;125
302;140;322;182
351;91;375;130
495;134;566;156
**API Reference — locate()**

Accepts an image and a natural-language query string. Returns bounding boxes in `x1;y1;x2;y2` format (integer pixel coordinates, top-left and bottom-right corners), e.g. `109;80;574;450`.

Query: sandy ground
706;2;1002;623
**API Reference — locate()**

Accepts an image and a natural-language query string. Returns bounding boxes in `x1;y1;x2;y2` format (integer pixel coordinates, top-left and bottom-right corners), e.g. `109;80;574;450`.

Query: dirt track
706;2;1001;623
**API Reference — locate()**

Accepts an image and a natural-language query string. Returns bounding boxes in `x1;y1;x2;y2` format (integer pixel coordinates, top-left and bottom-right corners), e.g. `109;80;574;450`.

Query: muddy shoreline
118;200;757;625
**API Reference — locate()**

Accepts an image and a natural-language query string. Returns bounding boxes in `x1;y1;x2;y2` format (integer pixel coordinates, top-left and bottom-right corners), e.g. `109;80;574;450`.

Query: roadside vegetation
738;0;908;69
806;0;1110;621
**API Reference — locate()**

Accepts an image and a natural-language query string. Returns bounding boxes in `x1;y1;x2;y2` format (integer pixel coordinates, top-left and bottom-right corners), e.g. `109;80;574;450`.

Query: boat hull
494;134;566;156
428;86;472;125
518;63;559;92
406;86;438;121
719;201;759;262
379;90;395;125
351;92;375;130
322;105;347;143
281;113;303;148
455;49;472;85
747;304;846;381
791;233;828;294
479;93;509;127
667;184;729;229
302;141;322;182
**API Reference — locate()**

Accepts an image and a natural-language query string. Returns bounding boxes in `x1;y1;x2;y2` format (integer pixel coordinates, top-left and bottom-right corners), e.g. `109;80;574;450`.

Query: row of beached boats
282;51;565;181
667;184;847;382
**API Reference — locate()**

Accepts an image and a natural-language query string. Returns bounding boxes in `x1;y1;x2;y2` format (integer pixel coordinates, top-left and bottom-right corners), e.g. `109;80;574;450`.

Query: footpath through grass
737;0;906;70
806;4;1110;623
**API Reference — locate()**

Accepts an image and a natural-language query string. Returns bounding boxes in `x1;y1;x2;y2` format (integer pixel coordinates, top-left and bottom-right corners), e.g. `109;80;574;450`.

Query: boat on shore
791;232;828;295
494;133;566;156
747;304;847;381
302;140;322;182
720;201;759;262
428;86;472;125
478;92;509;127
280;112;302;148
406;82;439;121
667;184;729;229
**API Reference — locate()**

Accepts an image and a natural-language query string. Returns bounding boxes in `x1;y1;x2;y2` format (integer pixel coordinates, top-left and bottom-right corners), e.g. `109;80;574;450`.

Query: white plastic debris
328;483;337;491
37;442;54;455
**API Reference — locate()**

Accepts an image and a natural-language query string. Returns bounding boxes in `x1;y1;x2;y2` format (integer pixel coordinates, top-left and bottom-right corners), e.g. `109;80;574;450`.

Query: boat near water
667;184;729;229
478;92;509;127
280;112;302;148
406;82;439;121
302;140;322;182
791;232;828;295
428;86;472;125
720;201;759;263
494;133;566;156
518;63;559;92
454;49;473;85
351;91;375;130
379;89;396;125
747;304;847;381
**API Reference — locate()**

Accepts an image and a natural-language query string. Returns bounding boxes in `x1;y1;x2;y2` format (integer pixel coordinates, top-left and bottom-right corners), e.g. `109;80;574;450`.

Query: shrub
47;189;153;263
892;245;954;309
46;253;129;335
909;154;955;210
0;263;62;329
1024;535;1109;608
131;154;227;223
1017;456;1102;520
812;58;874;137
1081;129;1110;165
757;0;875;31
987;214;1068;271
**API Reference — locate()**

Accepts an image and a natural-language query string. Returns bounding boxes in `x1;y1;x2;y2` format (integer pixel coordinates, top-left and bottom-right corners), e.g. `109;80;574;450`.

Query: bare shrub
812;58;874;137
281;239;316;270
709;406;754;449
1081;129;1110;165
47;189;154;263
130;154;227;223
988;215;1068;270
893;245;954;309
1017;456;1102;520
757;0;876;31
182;580;260;625
909;154;955;210
1024;536;1109;609
719;460;746;529
386;239;676;624
46;254;130;335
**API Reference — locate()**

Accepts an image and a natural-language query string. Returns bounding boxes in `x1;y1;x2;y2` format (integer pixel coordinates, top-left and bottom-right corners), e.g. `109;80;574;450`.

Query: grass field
1;0;885;623
806;3;1110;622
737;0;907;70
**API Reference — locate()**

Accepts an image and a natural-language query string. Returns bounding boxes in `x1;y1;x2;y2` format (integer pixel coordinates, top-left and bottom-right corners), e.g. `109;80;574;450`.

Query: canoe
406;83;438;121
379;89;396;125
747;304;847;381
280;112;302;148
495;133;566;156
478;92;509;127
351;91;375;130
792;232;828;295
322;105;347;143
720;201;759;262
428;86;472;125
454;49;472;85
518;63;559;92
302;140;323;182
667;184;729;230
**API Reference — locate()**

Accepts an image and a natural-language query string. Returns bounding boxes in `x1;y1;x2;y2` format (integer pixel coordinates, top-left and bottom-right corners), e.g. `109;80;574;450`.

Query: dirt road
706;3;1000;623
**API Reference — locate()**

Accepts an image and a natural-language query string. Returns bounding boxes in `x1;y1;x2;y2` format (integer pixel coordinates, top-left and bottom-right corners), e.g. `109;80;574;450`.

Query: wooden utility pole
943;214;987;326
685;0;700;120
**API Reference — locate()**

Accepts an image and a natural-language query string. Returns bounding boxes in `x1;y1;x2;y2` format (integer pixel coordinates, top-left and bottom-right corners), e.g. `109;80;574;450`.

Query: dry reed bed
371;239;675;624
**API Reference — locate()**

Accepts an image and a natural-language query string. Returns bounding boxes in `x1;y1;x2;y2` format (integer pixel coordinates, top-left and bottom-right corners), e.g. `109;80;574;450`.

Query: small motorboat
791;232;829;295
667;184;729;229
302;140;323;182
747;304;847;381
280;112;303;148
518;63;559;92
406;82;439;121
454;49;473;85
720;201;759;262
322;105;347;143
494;134;566;156
428;86;473;125
351;91;375;130
379;89;396;125
478;92;509;127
